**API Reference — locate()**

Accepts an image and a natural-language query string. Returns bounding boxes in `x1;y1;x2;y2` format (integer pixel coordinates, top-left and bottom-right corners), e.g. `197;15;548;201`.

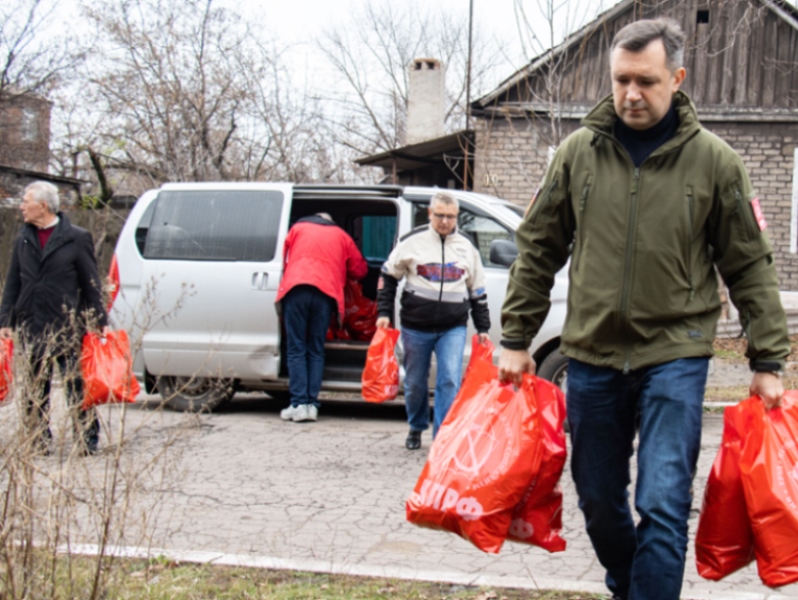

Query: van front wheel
536;350;570;432
536;351;568;392
157;376;235;412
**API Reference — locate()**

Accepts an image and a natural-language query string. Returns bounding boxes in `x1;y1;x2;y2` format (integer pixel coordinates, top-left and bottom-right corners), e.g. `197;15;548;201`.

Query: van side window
143;190;283;261
135;201;156;256
412;202;514;268
459;210;514;268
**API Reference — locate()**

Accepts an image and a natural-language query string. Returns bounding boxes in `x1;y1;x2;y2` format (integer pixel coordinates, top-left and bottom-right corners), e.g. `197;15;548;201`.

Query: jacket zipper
439;235;445;302
593;123;700;374
686;187;695;303
620;168;641;374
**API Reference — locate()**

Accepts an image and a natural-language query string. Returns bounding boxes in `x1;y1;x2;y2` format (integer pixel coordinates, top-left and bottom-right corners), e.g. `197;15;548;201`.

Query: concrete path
7;356;797;599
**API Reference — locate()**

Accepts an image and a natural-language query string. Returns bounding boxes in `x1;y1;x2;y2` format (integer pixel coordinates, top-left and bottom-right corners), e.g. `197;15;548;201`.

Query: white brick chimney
406;58;445;145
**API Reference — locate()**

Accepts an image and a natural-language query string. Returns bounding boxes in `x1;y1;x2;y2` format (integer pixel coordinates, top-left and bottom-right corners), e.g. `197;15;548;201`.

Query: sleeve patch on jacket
751;197;767;231
417;262;465;283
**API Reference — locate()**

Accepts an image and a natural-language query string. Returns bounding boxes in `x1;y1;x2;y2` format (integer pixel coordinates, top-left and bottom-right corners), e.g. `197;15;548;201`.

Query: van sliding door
140;186;287;381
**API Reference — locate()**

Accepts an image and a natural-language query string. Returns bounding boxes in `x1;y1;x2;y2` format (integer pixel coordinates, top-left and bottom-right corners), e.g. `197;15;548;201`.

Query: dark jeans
283;285;334;408
567;357;708;600
28;349;100;448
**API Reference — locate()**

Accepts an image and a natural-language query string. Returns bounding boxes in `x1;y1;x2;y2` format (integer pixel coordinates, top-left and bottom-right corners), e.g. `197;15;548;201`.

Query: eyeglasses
432;213;458;221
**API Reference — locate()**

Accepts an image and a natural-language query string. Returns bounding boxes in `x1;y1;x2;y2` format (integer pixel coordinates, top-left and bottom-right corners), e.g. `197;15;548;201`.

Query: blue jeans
283;285;334;407
567;357;708;600
401;326;467;436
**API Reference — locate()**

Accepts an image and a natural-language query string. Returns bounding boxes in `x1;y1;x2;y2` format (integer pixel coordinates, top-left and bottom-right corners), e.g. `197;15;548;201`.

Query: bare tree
0;0;82;170
0;0;80;100
235;43;356;183
318;0;509;157
60;0;358;195
78;0;254;187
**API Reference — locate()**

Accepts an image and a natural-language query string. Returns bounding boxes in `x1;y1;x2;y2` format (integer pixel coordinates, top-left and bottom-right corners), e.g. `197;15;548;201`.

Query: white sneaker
280;405;300;421
293;404;319;422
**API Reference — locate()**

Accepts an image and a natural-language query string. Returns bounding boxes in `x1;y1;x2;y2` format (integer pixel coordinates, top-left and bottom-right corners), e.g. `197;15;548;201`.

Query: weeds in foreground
0;305;195;599
9;554;606;600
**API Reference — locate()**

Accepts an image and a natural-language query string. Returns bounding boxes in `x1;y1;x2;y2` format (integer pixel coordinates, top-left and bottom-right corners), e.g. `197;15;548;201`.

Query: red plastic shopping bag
80;330;141;409
695;398;757;580
507;376;567;552
405;340;543;553
343;279;377;341
327;280;378;342
0;338;13;403
739;391;798;587
361;327;400;403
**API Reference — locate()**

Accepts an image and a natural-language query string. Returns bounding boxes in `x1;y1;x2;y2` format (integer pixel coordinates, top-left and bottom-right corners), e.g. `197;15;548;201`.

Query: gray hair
316;212;334;223
611;18;685;72
24;181;60;213
430;191;459;211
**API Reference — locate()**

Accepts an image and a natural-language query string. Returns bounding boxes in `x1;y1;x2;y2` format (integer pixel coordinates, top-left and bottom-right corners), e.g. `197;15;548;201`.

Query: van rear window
143;190;283;261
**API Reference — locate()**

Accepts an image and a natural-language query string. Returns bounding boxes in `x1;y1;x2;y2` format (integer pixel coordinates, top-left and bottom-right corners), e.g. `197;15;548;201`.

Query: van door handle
251;272;269;290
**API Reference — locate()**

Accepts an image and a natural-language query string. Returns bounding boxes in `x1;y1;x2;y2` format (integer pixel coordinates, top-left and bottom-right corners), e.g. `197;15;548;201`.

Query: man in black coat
0;181;109;455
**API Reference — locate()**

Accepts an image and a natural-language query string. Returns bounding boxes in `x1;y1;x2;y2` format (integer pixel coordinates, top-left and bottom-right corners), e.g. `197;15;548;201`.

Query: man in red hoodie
275;213;367;422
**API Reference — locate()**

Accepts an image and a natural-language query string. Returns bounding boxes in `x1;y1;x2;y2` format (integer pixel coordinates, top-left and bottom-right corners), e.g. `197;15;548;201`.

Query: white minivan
108;183;568;411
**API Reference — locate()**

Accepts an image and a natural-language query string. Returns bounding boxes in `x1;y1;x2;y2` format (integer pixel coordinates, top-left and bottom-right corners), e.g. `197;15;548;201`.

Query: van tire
536;350;568;390
536;350;570;432
157;376;235;412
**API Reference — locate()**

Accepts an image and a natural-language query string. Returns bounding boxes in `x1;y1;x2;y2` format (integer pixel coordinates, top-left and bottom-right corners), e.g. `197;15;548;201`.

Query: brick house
470;0;798;293
0;89;84;207
0;165;83;207
0;91;51;173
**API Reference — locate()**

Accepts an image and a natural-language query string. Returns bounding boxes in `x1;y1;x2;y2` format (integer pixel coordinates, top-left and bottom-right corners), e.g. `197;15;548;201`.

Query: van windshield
143;190;283;261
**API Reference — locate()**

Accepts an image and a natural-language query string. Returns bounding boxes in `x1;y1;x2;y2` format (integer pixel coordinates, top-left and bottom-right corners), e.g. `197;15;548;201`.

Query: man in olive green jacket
499;18;789;600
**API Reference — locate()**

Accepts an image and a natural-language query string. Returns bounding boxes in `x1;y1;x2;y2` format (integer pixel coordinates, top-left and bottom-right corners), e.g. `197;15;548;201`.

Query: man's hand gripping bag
405;336;544;553
361;327;400;403
739;391;798;587
81;330;141;408
695;398;756;580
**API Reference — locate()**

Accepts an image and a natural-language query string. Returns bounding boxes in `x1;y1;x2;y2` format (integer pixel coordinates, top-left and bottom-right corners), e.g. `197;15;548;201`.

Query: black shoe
33;430;52;456
405;430;422;450
79;437;99;456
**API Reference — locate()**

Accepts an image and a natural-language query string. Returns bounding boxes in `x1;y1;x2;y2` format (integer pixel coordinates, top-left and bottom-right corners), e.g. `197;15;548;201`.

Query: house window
696;9;709;24
21;108;38;142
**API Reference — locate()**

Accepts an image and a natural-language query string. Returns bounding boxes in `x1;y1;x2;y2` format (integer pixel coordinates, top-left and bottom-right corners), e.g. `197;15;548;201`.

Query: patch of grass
36;555;606;600
704;384;750;403
713;333;798;363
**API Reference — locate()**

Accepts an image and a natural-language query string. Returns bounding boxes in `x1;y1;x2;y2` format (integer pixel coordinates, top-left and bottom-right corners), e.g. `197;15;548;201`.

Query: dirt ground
707;334;798;403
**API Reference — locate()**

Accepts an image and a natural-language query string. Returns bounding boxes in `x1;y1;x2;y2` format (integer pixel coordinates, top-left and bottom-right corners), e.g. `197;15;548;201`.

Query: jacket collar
582;90;701;153
296;215;335;227
23;212;75;258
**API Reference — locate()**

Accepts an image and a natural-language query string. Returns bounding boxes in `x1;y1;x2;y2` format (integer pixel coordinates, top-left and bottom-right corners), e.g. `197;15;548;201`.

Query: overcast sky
219;0;614;92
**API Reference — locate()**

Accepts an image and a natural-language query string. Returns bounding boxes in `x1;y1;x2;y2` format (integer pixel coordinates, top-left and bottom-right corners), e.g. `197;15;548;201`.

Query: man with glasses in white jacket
376;191;490;450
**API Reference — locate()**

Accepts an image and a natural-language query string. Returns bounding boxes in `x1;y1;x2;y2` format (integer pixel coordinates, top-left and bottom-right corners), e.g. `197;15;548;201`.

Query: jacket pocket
528;178;559;226
733;186;760;242
573;176;592;271
685;186;695;303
